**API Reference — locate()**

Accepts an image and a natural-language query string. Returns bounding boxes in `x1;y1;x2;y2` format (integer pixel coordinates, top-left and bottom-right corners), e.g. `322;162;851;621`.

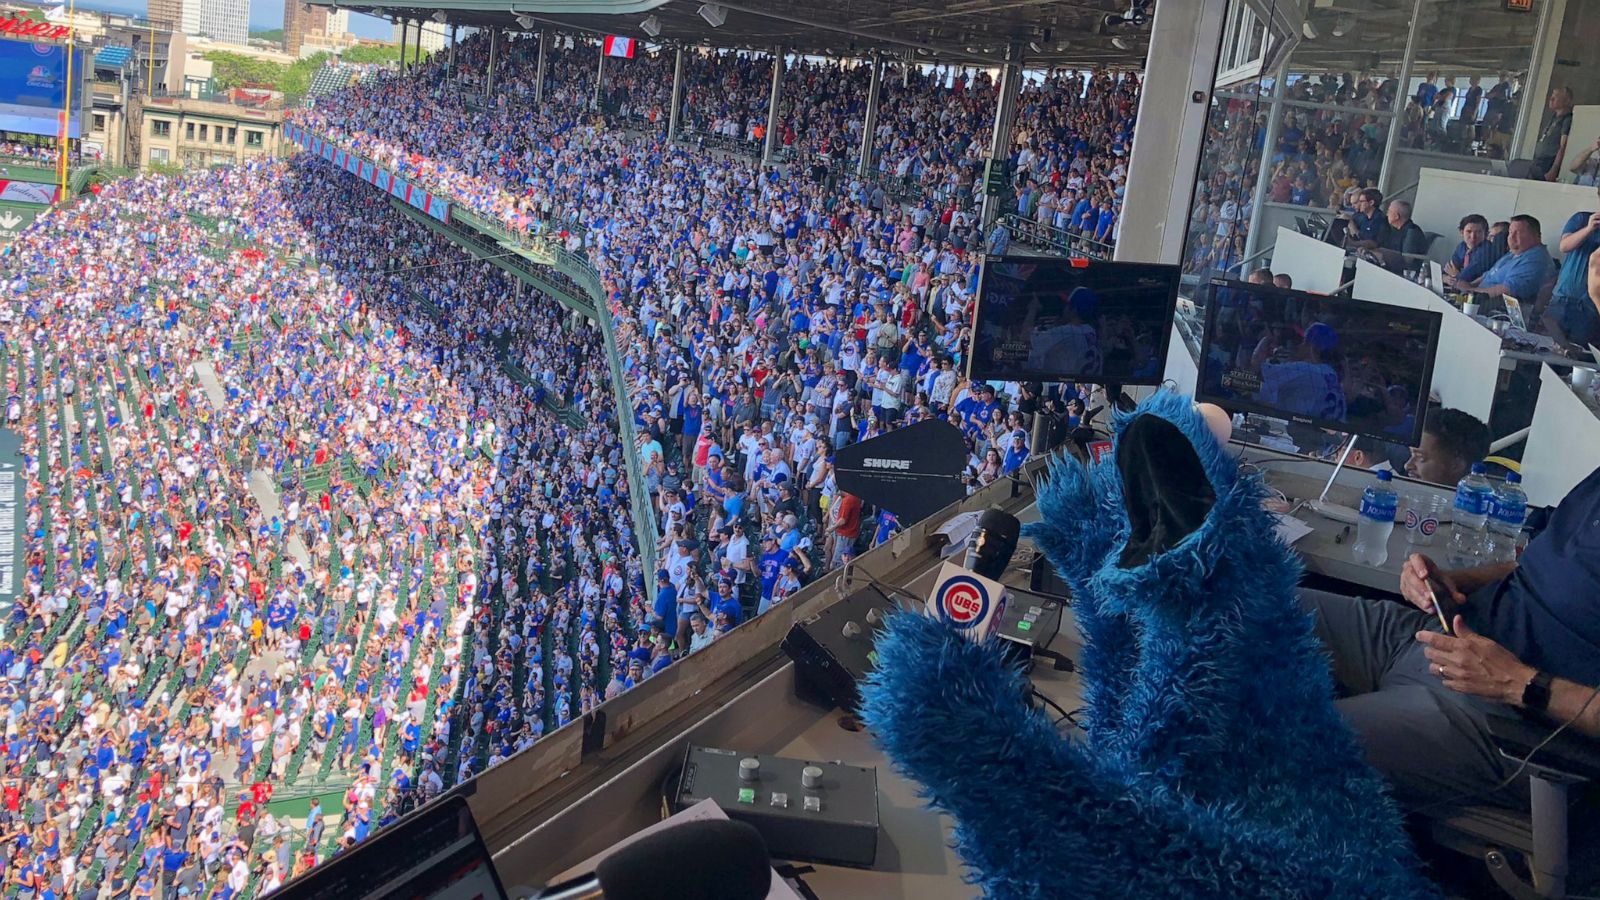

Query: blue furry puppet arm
859;393;1438;900
861;613;1321;900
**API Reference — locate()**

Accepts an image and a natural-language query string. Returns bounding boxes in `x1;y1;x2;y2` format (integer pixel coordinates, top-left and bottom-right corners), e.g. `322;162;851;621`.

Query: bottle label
1360;494;1396;521
1453;486;1489;516
1490;500;1526;527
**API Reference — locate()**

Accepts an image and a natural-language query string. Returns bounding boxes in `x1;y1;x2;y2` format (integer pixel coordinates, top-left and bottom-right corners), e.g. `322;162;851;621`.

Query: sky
66;0;393;40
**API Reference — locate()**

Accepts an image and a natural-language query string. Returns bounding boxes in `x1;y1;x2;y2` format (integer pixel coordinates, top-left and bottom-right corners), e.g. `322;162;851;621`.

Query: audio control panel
672;745;880;868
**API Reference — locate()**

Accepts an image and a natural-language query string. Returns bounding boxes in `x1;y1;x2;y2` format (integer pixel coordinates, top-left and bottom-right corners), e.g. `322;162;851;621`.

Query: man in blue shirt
650;570;677;630
756;534;788;615
1465;214;1554;303
954;384;998;439
1443;213;1503;287
1300;464;1600;810
1544;191;1600;343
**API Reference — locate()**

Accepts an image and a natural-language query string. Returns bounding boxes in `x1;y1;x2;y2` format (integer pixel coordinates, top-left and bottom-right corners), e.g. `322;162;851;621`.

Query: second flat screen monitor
1197;279;1441;447
968;256;1179;385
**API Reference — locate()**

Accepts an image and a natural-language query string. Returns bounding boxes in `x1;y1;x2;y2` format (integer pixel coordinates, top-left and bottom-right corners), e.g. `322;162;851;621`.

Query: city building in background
394;18;448;54
146;0;180;31
283;1;329;56
183;0;249;46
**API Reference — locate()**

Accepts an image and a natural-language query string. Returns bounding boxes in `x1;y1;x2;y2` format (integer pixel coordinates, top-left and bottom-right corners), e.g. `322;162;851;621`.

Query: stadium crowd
294;36;1136;619
0;153;648;898
0;31;1151;900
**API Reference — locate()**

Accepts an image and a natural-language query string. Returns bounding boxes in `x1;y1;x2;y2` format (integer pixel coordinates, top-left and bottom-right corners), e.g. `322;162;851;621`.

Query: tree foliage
204;45;427;102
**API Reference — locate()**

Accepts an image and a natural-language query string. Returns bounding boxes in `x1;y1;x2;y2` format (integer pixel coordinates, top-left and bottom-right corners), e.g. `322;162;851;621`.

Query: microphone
961;507;1021;580
929;508;1021;642
533;818;772;900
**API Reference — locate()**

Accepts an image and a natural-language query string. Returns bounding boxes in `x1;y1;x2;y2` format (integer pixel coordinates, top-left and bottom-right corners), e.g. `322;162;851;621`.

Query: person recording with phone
1300;465;1600;811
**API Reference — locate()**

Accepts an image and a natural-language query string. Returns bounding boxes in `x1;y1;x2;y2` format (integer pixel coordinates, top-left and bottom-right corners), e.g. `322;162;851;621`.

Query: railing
1000;213;1115;260
391;198;659;593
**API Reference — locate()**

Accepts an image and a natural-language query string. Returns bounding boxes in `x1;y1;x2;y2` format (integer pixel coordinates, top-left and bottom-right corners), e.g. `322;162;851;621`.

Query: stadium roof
311;0;1153;67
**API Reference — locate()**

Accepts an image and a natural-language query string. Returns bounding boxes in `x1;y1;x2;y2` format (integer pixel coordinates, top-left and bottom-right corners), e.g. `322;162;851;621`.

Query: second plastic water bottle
1485;472;1528;563
1353;470;1399;568
1445;463;1494;568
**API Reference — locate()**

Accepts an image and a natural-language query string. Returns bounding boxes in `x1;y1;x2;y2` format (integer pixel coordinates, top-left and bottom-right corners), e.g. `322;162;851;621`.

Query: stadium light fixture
371;6;385;17
698;4;727;28
1301;20;1318;39
516;13;536;30
1110;36;1130;50
432;10;447;23
641;14;661;37
1028;41;1041;53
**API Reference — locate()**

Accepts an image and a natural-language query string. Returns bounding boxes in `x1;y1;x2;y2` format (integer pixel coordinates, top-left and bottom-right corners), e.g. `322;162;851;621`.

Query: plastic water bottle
1445;463;1494;568
1484;472;1528;563
1353;470;1399;568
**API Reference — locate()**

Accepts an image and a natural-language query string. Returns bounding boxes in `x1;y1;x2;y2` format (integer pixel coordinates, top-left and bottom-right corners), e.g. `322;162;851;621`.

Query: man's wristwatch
1521;670;1554;713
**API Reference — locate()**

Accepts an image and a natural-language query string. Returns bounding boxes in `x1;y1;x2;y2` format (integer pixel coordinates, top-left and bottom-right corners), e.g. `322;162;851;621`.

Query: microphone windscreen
975;508;1021;550
595;818;771;900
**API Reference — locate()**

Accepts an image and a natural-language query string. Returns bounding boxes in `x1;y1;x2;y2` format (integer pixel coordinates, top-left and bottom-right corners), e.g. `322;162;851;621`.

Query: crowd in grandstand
0;151;654;896
295;35;1126;619
0;30;1155;899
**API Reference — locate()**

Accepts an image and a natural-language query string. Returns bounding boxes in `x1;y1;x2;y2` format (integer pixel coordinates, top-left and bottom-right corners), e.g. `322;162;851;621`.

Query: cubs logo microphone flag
603;35;636;58
925;561;1007;642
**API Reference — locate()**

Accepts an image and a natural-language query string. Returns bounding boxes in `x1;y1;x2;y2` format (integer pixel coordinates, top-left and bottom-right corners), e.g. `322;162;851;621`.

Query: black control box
781;585;897;713
671;745;880;868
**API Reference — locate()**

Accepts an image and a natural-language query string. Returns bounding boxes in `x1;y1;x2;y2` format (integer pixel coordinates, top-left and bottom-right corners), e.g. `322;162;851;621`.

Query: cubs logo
935;575;990;630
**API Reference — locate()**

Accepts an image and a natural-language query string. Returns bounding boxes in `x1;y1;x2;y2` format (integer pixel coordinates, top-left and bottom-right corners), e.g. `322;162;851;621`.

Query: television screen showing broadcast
967;256;1179;385
0;38;84;138
1196;279;1441;447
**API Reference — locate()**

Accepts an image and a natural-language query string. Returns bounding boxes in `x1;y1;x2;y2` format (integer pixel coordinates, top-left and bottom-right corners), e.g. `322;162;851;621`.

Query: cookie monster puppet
859;391;1438;899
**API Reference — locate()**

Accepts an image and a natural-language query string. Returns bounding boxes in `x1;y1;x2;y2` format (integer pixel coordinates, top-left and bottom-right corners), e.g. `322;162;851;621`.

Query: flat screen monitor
272;794;508;900
967;255;1179;385
1196;278;1441;447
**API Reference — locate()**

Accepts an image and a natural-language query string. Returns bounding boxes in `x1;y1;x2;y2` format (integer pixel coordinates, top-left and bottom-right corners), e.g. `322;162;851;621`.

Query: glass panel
1264;104;1391;208
1406;0;1542;158
1183;87;1270;276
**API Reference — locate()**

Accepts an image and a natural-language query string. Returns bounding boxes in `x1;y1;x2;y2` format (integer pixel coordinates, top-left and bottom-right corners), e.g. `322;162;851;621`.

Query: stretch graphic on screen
0;39;83;139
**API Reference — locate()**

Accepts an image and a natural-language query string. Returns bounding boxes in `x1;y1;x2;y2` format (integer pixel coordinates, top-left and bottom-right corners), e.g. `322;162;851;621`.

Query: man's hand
1400;553;1462;614
1417;617;1536;706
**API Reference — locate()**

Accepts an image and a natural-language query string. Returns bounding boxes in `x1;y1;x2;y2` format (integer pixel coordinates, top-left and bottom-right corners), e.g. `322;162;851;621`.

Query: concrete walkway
192;360;311;570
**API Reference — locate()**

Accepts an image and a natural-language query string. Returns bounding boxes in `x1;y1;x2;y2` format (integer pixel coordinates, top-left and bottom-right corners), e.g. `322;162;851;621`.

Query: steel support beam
535;31;549;104
1241;66;1286;263
398;18;408;73
486;28;498;96
594;43;605;110
979;42;1023;228
1377;0;1425;193
668;46;685;141
857;52;883;177
762;46;784;165
1115;0;1229;265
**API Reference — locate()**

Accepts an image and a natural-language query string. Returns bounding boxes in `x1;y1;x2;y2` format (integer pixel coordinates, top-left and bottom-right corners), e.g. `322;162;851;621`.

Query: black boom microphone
533;818;771;900
961;507;1022;581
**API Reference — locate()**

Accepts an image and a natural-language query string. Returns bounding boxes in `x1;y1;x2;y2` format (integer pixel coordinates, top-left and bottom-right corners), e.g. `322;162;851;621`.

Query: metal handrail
1000;213;1115;260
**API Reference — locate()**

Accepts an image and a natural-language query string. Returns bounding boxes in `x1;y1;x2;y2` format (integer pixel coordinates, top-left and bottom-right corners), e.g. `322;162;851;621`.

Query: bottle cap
1471;462;1486;474
1505;472;1521;484
1376;470;1392;482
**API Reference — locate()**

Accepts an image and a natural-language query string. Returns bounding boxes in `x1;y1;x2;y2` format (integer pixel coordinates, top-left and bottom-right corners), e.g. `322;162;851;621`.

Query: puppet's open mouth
1115;414;1217;568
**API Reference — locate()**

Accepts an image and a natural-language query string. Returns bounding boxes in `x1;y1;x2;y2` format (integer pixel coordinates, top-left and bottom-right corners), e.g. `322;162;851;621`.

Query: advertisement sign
359;160;374;182
0;39;84;138
0;427;24;611
297;129;452;230
425;194;449;223
333;148;346;168
0;203;38;243
0;180;57;204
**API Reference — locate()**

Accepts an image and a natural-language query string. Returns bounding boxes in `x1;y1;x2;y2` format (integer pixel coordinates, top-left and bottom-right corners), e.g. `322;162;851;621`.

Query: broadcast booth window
1195;278;1442;447
967;256;1180;385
